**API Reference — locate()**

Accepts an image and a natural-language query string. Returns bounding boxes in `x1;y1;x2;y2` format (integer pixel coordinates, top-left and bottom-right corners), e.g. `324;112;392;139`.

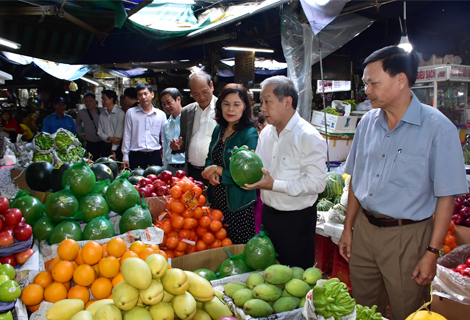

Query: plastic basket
331;245;351;289
314;234;335;274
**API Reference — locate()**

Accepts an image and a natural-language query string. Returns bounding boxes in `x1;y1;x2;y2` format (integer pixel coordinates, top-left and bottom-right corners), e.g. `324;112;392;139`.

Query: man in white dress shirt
244;76;327;269
170;71;217;183
122;84;166;170
97;90;125;159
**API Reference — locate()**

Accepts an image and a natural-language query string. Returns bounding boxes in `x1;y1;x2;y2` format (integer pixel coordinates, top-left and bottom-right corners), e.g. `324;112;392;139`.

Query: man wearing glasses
170;71;217;184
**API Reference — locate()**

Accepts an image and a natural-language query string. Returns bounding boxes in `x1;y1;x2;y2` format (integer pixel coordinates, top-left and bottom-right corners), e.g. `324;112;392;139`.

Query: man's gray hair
260;76;298;110
188;71;211;87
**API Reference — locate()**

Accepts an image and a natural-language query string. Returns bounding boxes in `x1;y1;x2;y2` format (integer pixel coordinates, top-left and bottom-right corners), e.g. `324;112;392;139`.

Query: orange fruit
28;303;41;313
209;220;222;232
222;238;232;246
167;230;179;238
112;272;125;287
47;256;61;272
166;236;179;250
34;271;53;289
63;281;71;291
57;239;79;261
171;201;185;214
44;282;67;303
449;220;455;233
85;299;97;309
81;241;103;265
180;180;193;192
193;207;204;219
443;244;451;254
107;293;113;299
179;229;191;239
202;232;215;245
165;249;175;259
175;240;188;252
72;261;78;270
181;209;194;219
195;240;207;251
171;215;185;229
170;186;182;199
106;238;127;258
215;228;227;240
198;195;206;206
98;256;120;278
186;245;196;254
210;239;222;249
75;249;84;265
174;250;185;257
160;221;172;234
139;247;156;261
91;264;100;277
183;218;197;230
90;277;113;300
129;241;146;255
51;261;74;283
102;244;108;258
67;285;90;304
194;186;202;197
121;251;139;265
21;284;44;306
73;264;96;287
155;250;168;261
199;216;211;228
146;243;159;251
211;210;223;221
196;226;208;237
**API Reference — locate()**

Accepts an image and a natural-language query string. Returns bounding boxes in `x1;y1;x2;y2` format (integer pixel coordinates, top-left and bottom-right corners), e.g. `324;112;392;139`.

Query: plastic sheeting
300;0;347;35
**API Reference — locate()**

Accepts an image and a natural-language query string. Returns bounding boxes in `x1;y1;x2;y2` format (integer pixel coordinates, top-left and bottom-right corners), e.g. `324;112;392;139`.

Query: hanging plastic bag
3;148;16;165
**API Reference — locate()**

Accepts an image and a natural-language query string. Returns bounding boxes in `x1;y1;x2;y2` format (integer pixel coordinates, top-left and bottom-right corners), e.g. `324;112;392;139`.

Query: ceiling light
397;1;412;52
80;76;100;86
183;89;191;92
250;88;262;92
223;47;274;53
0;37;21;50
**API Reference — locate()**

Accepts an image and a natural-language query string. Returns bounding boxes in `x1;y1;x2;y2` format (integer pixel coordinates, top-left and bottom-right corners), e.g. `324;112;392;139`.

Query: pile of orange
154;179;232;259
443;220;458;254
21;238;169;313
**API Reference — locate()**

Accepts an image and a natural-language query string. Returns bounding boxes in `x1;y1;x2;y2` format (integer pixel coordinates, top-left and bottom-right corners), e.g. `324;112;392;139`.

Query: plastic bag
244;229;277;270
3;148;16;165
340;175;351;208
432;244;470;305
325;204;346;225
216;247;253;279
52;128;80;153
356;100;372;111
32;132;54;154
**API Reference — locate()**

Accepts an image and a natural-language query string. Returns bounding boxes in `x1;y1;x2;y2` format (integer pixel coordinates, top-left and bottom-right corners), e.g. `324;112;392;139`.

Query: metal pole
319;35;330;171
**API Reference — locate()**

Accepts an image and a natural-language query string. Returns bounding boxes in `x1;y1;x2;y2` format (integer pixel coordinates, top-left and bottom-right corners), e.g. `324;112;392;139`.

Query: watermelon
332;196;341;205
229;146;264;187
319;171;345;200
44;187;79;223
25;161;53;192
94;156;119;178
91;163;114;182
131;167;145;176
119;204;153;233
217;255;253;279
128;175;144;185
48;220;83;245
317;198;333;212
10;196;43;225
193;269;218;281
143;166;164;177
32;215;55;242
83;216;115;240
79;193;110;222
62;160;96;199
244;230;276;271
50;162;71;192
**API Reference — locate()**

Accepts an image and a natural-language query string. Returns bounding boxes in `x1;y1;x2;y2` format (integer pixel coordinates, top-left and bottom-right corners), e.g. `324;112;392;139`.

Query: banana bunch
312;278;355;320
356;304;383;320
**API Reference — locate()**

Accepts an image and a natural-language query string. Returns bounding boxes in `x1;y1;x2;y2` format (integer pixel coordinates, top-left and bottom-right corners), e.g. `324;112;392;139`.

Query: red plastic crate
314;234;336;274
331;245;351;288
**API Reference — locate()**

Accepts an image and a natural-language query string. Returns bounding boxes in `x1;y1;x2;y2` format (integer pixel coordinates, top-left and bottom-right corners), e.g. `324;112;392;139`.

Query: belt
169;163;185;168
189;163;205;170
131;150;159;157
363;209;429;228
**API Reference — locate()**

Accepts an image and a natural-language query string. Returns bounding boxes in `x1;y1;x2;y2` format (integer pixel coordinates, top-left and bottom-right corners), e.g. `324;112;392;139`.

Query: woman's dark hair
1;110;11;121
256;113;266;127
215;84;254;131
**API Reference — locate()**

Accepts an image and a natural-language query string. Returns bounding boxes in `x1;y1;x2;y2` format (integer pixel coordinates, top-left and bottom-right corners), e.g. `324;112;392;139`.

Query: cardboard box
144;196;167;223
431;296;470;320
10;168;51;203
311;111;359;131
454;225;470;245
171;244;245;271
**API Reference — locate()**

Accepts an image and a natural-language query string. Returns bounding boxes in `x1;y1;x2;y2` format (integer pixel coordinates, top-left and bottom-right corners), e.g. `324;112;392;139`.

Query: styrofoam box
311;111;359;131
319;132;354;162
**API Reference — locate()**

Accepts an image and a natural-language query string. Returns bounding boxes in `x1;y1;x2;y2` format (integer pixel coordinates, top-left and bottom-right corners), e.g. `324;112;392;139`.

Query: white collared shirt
97;105;125;151
187;96;217;166
256;112;328;211
122;105;167;162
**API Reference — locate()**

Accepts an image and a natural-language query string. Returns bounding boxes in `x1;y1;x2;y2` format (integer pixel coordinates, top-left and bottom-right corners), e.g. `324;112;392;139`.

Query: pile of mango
224;265;323;318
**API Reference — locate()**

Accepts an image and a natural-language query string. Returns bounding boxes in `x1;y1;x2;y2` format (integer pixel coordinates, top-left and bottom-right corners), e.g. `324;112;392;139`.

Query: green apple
0;265;15;280
0;275;9;286
0;311;13;320
0;280;21;302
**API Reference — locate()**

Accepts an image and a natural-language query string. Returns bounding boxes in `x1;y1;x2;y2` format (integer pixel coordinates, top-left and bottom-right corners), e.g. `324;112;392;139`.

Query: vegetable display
34;132;54;150
55;146;84;163
32;152;53;163
312;278;356;320
322;107;340;116
356;305;383;320
317;198;333;212
54;131;73;152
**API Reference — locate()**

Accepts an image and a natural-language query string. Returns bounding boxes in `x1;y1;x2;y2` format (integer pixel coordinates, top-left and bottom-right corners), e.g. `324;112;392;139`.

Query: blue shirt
42;112;77;134
344;92;468;220
162;114;185;167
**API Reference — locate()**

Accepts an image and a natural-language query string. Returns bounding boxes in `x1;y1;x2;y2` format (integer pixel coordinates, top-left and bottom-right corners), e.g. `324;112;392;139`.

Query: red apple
160;170;173;182
465;217;470;228
466;257;470;267
175;170;186;179
13;223;32;242
452;214;464;225
3;225;14;232
456;264;467;272
3;209;23;226
15;248;34;265
153;179;166;188
157;186;169;196
146;174;158;182
194;181;205;189
150;192;158;198
140;187;151;198
145;184;155;193
134;185;140;192
139;178;153;188
0;218;3;231
157;173;163;180
460;206;470;219
170;177;181;187
0;197;9;214
187;176;194;183
19;217;26;224
0;255;16;266
0;231;14;247
461;268;470;277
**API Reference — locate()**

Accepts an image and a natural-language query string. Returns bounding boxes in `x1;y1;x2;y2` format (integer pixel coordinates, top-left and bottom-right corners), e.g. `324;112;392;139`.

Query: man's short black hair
83;92;95;100
362;46;420;87
136;83;153;94
102;90;118;104
124;87;137;100
160;88;181;102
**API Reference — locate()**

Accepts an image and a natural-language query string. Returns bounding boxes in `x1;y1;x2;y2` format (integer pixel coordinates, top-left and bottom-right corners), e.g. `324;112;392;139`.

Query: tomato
0;197;9;214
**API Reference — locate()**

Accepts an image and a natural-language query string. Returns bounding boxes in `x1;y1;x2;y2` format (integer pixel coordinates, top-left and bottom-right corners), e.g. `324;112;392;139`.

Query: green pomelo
48;220;83;245
229;147;264;187
83;217;115;240
10;196;43;225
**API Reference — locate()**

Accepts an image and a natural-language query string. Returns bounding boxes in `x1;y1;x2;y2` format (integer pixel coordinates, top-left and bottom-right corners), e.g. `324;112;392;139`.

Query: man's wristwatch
426;246;444;257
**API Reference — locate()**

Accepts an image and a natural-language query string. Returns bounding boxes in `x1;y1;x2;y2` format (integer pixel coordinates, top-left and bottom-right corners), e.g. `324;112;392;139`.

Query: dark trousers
262;203;317;269
188;162;208;185
85;140;108;161
129;150;162;170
